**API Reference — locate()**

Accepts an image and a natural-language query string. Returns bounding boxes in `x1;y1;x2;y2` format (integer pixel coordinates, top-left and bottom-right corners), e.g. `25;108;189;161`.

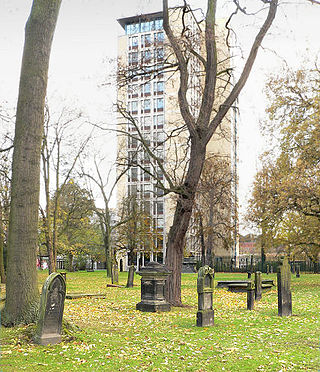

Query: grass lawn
1;270;319;371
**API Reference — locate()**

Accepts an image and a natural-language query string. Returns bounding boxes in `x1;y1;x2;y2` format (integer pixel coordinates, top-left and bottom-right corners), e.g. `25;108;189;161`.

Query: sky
0;0;319;233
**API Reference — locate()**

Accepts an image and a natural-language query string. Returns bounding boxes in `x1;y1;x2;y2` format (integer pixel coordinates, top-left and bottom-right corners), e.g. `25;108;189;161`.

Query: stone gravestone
196;266;214;327
296;264;300;278
247;281;255;310
34;272;66;345
126;264;135;288
136;262;171;312
254;271;262;301
270;266;273;274
266;264;270;275
277;257;292;316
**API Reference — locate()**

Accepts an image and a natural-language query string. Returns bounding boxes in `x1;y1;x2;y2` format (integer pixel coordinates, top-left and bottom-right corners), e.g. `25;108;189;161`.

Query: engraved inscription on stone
34;273;66;345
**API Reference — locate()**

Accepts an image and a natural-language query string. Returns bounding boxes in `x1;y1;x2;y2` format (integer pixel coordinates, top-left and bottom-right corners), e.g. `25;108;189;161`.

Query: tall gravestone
247;281;255;310
34;273;66;345
136;262;171;312
126;265;135;288
296;264;300;278
277;257;292;316
196;266;214;327
254;271;262;301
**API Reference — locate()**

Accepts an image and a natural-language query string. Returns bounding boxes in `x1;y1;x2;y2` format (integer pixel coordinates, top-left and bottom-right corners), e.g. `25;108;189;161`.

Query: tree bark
165;143;206;305
0;204;6;283
2;0;62;326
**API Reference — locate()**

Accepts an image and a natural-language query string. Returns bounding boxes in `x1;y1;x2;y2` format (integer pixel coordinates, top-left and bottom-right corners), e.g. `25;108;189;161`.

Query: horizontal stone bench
217;280;275;293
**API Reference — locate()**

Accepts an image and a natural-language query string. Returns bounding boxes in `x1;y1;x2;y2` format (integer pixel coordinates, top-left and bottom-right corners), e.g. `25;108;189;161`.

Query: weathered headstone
270;266;273;274
254;271;262;301
247;281;255;310
266;264;270;275
196;266;214;327
112;262;119;284
126;264;135;288
136;262;171;312
296;264;300;278
277;257;292;316
34;273;66;345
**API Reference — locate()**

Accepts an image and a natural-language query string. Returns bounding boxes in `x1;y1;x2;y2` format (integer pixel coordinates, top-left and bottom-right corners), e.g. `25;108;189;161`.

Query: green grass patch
1;271;319;371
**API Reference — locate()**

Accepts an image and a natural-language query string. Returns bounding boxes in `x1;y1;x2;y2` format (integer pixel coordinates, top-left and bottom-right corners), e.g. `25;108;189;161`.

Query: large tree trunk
1;0;61;326
0;205;6;283
165;143;206;305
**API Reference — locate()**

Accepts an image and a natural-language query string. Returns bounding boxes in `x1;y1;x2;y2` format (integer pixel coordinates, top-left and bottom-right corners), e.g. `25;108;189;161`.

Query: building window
154;201;164;215
155;48;164;62
129;167;138;182
128;136;138;149
153;114;164;129
129;36;138;49
129;101;138;114
128;51;138;65
141;34;151;48
141;116;151;131
142;183;151;198
154;18;163;31
142;99;151;113
141;50;152;63
153;81;164;95
128;84;138;99
141;166;151;182
142;82;151;96
128;184;138;196
154;185;164;197
154;97;164;112
126;23;140;35
154;31;164;44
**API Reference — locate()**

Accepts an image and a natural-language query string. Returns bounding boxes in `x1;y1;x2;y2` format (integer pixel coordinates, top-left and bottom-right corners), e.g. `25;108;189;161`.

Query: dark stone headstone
34;273;66;345
196;266;214;327
277;257;292;316
296;264;300;278
266;264;270;275
254;271;262;301
126;265;135;288
247;281;255;310
136;262;171;312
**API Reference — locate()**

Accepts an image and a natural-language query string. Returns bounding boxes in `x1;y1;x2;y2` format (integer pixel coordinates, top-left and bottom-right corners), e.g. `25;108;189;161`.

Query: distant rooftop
117;11;163;30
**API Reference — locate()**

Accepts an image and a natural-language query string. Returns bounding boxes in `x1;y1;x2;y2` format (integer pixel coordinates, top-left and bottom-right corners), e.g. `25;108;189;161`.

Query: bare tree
191;156;234;268
40;103;89;274
81;157;131;281
116;1;278;305
2;0;62;326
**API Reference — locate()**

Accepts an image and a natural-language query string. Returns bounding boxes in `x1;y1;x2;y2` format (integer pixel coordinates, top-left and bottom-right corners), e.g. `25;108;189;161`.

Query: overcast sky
0;0;319;233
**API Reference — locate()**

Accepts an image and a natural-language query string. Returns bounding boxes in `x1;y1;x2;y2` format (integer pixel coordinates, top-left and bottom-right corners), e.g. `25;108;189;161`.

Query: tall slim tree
2;0;62;326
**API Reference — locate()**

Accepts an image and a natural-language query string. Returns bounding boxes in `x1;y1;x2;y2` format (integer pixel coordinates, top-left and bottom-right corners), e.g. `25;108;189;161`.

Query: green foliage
53;181;103;266
1;271;319;371
248;65;320;261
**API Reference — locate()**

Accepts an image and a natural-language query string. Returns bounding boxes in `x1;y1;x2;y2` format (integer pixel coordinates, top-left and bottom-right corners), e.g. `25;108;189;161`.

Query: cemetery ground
1;271;319;371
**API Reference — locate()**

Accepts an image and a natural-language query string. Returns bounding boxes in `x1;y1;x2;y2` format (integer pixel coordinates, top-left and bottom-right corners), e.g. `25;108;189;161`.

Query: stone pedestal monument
34;272;66;345
277;256;292;316
136;262;171;312
196;266;214;327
